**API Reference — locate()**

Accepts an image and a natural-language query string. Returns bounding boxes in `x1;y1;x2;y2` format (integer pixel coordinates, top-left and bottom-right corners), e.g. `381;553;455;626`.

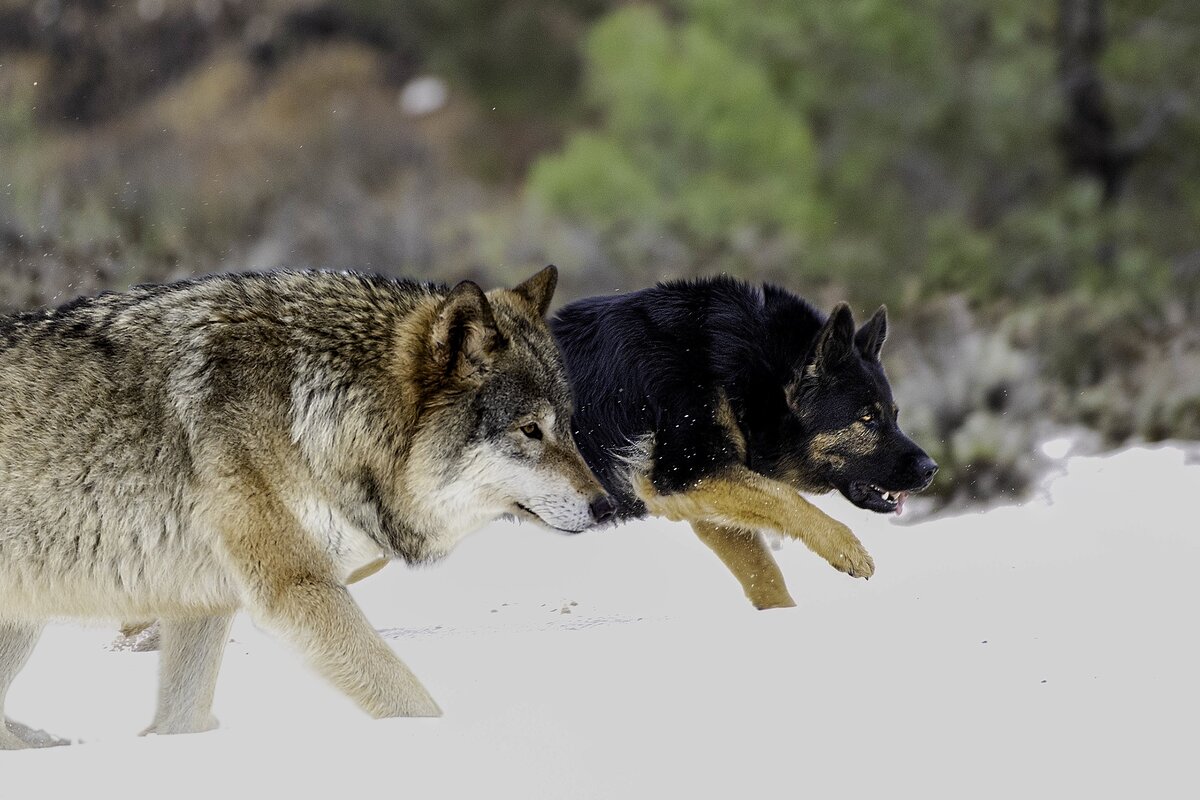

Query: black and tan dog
551;277;937;609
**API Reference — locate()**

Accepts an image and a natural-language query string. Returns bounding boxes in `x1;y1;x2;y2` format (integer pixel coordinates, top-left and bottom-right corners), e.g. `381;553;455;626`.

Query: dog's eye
859;413;877;427
519;423;543;440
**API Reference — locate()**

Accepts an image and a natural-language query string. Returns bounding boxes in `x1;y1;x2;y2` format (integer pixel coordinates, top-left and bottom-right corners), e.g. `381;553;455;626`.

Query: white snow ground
5;444;1199;799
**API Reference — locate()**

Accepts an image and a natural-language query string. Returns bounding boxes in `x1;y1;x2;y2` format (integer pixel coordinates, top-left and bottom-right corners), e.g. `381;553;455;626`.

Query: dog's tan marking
691;521;796;609
634;467;874;579
346;556;389;584
807;425;878;470
714;390;747;462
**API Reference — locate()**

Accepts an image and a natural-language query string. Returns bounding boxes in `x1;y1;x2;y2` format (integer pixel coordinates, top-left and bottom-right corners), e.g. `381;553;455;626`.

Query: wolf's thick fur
0;266;609;748
551;277;937;610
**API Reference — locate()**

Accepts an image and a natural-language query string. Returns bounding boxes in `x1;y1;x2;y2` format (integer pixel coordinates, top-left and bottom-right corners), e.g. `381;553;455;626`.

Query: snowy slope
5;445;1199;799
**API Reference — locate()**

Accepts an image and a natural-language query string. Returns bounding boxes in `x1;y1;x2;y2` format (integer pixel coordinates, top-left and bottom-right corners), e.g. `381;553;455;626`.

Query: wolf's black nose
589;495;616;524
915;454;938;482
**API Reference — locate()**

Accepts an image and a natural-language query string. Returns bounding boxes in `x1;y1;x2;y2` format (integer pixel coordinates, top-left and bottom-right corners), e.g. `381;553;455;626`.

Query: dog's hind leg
0;620;66;749
691;522;796;609
636;467;874;579
141;614;233;737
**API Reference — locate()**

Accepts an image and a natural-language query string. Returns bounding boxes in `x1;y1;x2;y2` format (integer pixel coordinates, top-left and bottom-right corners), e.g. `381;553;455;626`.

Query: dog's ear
810;302;856;374
510;265;558;318
431;280;504;381
854;305;888;362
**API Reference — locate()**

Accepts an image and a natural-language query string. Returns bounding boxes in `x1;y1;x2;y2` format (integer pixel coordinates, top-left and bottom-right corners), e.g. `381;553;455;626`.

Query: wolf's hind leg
691;522;796;610
0;620;65;750
141;614;233;737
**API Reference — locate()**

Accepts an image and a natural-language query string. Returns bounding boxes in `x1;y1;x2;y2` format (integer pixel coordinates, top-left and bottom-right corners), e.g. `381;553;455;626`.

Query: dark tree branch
1055;0;1177;202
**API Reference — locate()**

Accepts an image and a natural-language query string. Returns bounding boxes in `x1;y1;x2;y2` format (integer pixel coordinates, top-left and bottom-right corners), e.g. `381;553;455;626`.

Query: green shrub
529;5;823;259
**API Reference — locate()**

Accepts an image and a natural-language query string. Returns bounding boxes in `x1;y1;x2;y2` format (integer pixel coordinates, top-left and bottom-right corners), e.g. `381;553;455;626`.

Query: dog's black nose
589;495;616;524
915;454;938;483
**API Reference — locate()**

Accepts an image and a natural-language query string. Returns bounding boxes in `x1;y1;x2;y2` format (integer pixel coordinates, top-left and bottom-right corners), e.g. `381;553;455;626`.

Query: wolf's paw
140;714;220;737
2;718;71;749
376;688;443;719
401;694;443;718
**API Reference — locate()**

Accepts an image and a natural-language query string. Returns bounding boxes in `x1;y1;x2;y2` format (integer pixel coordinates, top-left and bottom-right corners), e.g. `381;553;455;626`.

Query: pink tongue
893;492;909;516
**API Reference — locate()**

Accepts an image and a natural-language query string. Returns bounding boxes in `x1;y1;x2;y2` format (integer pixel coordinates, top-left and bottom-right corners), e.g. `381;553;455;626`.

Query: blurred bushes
887;296;1048;508
528;1;1193;312
530;5;822;262
0;0;1198;509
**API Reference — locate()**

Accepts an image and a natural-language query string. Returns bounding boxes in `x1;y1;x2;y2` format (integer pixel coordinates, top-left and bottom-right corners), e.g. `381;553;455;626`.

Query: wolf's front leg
141;614;234;737
287;582;436;718
214;485;441;719
243;577;441;718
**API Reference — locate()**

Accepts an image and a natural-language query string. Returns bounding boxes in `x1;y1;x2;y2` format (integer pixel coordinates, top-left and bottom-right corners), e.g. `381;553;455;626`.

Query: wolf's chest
292;496;388;584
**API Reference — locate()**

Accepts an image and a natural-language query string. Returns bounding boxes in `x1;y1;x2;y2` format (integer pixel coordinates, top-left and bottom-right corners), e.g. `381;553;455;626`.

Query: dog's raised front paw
825;527;875;580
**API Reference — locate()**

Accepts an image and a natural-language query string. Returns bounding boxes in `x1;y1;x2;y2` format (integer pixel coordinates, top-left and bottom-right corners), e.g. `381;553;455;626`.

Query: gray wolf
549;277;936;610
0;265;611;748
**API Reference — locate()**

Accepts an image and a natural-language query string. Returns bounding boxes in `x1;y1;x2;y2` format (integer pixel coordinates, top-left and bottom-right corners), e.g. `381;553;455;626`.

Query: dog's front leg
214;485;441;719
636;468;874;579
142;614;234;736
691;522;796;609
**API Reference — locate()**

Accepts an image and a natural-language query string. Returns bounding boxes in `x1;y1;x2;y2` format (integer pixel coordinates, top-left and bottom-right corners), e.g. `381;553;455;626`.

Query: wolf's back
0;272;433;618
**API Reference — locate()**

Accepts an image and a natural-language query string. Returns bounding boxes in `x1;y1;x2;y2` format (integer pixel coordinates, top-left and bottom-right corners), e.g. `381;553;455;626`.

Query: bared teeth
865;484;898;504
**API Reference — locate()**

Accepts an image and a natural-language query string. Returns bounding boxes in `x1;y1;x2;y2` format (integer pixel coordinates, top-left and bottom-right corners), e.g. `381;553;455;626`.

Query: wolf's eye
519;422;543;440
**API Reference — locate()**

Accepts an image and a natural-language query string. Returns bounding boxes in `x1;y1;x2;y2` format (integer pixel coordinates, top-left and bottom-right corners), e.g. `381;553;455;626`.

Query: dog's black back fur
551;277;935;520
551;277;820;517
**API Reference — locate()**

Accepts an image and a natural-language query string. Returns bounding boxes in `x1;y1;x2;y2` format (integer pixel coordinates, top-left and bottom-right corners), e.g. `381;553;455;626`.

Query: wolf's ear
431;280;503;380
809;302;856;374
510;265;558;317
854;305;888;362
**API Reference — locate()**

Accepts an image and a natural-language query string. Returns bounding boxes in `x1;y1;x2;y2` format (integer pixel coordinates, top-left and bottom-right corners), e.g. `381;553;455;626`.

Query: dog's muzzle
845;454;938;515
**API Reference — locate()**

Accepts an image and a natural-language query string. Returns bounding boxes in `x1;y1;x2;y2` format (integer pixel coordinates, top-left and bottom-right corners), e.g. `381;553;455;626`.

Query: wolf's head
783;304;937;515
417;266;613;534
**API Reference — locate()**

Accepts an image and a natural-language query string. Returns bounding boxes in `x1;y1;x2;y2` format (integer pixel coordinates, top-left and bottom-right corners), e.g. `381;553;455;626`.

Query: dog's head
420;265;613;533
783;304;937;514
